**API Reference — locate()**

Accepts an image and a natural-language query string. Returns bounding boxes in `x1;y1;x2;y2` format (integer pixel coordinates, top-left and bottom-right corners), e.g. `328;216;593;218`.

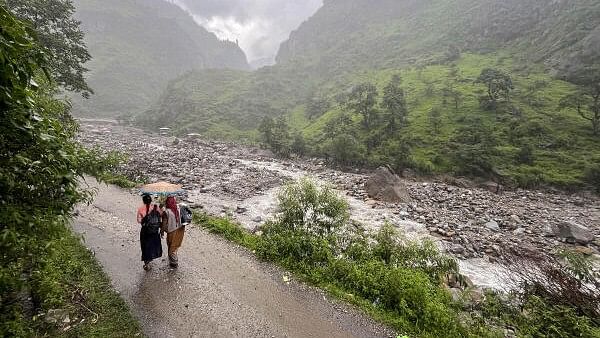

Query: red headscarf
166;196;180;223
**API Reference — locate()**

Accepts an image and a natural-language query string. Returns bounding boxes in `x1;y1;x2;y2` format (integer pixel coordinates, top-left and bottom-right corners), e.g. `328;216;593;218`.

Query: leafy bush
327;133;367;166
489;248;600;337
276;178;349;235
516;144;535;165
513;167;545;189
585;163;600;192
252;179;473;337
0;7;139;335
193;213;258;249
199;178;600;337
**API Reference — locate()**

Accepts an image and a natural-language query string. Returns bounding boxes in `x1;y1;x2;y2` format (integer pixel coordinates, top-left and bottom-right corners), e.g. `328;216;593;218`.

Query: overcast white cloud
165;0;322;63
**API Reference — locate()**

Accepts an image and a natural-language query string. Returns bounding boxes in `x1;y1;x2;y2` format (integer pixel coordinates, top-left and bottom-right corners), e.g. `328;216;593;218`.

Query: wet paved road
73;179;394;338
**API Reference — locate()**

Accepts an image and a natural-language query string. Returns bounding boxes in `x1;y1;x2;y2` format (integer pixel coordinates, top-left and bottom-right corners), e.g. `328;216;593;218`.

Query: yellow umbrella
140;181;184;195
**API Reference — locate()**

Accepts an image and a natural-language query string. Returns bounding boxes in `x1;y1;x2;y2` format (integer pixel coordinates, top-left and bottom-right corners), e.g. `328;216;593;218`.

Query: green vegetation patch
30;229;142;337
194;178;600;337
0;6;141;336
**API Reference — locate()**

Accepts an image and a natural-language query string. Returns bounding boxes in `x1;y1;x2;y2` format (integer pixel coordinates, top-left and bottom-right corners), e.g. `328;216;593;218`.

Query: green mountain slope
71;0;249;116
277;0;600;77
141;0;600;189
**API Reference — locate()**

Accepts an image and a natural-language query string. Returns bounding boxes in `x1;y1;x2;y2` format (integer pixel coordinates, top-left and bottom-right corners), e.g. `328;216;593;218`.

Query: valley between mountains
79;120;600;291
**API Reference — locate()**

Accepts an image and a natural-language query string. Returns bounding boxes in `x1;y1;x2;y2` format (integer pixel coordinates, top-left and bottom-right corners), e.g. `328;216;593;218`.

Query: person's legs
168;253;178;268
166;228;184;268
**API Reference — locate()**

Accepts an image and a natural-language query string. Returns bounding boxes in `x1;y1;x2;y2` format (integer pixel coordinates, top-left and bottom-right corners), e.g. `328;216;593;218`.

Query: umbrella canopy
140;181;184;195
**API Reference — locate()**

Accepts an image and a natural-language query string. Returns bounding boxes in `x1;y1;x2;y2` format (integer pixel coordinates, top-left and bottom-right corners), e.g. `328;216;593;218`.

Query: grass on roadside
193;212;492;337
36;229;142;337
192;178;600;338
97;173;139;189
2;226;143;337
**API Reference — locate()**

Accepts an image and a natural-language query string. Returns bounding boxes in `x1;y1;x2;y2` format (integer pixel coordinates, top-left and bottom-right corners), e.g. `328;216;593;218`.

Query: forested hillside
277;0;600;77
141;0;600;190
71;0;249;116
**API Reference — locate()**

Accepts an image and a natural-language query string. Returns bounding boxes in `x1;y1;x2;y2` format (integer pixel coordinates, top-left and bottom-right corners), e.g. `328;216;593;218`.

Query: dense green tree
560;68;600;136
449;120;498;177
346;83;379;130
324;113;354;140
306;95;331;120
328;133;365;166
272;117;292;156
0;7;109;334
444;44;461;62
291;132;307;157
517;144;535;165
477;68;514;109
372;137;412;172
428;108;442;134
4;0;93;96
259;116;275;147
381;75;408;133
259;116;292;156
442;84;463;112
585;163;600;192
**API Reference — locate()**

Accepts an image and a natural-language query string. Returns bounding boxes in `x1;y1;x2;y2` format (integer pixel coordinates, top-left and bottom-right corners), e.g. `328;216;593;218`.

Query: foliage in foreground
29;229;142;336
195;179;481;337
479;248;600;338
0;6;139;336
196;178;600;337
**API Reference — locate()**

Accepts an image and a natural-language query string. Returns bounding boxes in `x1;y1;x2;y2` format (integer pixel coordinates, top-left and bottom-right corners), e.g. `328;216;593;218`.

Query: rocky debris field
78;121;600;286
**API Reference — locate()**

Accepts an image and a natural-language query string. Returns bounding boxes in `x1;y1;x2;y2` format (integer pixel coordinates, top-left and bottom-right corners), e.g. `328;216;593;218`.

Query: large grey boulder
365;167;411;203
553;221;594;245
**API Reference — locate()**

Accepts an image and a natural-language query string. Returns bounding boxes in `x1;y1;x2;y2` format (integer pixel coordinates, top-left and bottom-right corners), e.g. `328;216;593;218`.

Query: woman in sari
161;196;185;268
136;194;163;271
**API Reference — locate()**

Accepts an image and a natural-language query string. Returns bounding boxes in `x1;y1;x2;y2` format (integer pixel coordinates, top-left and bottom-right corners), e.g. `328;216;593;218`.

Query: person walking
161;196;185;268
136;194;163;270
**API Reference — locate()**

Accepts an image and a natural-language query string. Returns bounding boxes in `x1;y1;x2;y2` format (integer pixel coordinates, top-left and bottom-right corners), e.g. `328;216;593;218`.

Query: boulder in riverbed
365;167;411;203
553;221;594;245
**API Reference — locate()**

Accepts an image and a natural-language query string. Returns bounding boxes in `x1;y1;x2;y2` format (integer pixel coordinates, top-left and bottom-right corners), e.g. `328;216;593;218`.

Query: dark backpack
180;205;193;225
142;205;161;232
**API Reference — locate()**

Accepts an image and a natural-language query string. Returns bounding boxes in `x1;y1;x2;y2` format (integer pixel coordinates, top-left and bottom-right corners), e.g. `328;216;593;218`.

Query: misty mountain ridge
276;0;599;78
137;0;600;189
71;0;249;116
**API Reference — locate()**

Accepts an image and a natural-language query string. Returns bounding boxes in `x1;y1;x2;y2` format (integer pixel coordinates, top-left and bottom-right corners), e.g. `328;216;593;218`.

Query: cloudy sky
165;0;323;63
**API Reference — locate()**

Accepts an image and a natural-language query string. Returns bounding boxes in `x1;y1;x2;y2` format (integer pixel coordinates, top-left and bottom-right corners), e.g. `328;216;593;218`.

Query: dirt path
73;178;394;338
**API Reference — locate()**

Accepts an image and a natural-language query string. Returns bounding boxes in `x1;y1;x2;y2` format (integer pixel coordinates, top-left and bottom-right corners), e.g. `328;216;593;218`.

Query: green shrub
0;7;139;336
252;179;474;337
194;213;257;249
516;144;535;165
490;248;600;337
99;174;137;188
513;167;545;189
258;224;334;267
517;296;599;338
382;268;464;336
585;163;600;192
276;178;349;236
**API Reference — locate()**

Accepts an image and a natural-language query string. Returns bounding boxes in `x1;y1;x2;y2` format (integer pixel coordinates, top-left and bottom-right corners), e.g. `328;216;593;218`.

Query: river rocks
78;121;600;265
485;220;500;232
480;181;503;193
553;221;594;245
449;244;466;254
44;309;70;324
365;167;411;203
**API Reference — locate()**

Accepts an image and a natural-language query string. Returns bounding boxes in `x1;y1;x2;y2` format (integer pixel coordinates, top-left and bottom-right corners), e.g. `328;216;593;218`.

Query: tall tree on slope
560;67;600;136
4;0;93;97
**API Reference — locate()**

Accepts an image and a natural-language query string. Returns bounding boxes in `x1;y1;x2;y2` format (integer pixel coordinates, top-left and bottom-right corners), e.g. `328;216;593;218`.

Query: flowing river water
78;120;599;292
